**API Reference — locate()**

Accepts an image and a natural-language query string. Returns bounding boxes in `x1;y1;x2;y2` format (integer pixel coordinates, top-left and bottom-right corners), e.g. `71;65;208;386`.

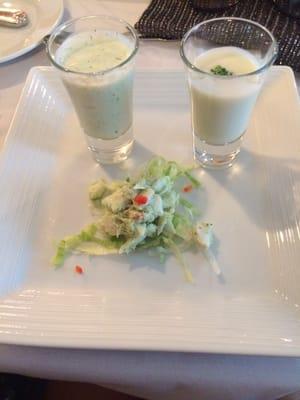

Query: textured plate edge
1;67;53;152
0;329;300;357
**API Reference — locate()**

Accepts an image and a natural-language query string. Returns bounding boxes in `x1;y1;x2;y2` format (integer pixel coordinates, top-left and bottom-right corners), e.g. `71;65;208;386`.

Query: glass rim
46;15;139;76
180;17;278;79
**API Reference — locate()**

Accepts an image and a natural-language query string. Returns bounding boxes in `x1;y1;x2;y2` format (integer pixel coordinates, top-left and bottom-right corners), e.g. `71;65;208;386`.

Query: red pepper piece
134;194;148;205
75;265;84;274
183;184;193;193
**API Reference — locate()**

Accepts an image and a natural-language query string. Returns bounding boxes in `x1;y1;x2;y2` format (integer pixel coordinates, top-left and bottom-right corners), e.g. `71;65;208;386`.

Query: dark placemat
135;0;300;71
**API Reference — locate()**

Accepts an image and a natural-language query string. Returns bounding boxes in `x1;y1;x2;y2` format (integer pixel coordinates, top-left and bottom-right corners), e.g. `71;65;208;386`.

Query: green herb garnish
210;65;233;76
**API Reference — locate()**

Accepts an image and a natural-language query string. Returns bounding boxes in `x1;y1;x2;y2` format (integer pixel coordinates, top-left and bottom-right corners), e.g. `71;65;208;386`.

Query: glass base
85;127;133;164
194;134;243;169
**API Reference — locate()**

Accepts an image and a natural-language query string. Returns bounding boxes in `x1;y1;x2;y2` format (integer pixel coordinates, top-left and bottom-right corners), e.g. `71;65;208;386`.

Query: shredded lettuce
52;156;216;280
162;237;194;283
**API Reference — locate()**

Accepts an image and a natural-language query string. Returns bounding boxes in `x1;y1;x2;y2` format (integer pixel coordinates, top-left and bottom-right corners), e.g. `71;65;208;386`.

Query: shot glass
47;15;139;164
180;17;277;168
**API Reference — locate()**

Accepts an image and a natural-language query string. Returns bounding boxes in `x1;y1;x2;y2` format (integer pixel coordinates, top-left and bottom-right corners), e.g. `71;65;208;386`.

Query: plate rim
0;0;64;64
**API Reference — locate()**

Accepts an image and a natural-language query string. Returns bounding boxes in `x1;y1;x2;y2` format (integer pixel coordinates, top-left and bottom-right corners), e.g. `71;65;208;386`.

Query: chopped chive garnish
210;65;233;76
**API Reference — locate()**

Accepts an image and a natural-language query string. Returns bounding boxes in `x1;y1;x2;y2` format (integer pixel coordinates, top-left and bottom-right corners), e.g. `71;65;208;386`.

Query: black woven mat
135;0;300;71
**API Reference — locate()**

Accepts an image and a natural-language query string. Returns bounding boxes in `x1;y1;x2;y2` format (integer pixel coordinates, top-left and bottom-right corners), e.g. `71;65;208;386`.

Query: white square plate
0;66;300;355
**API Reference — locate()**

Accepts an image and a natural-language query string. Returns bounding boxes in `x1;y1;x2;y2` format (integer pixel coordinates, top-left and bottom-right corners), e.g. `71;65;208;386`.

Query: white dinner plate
0;0;63;63
0;66;300;355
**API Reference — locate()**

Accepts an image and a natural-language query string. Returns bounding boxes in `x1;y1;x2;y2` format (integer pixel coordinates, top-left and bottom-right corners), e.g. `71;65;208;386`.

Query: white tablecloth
0;1;300;399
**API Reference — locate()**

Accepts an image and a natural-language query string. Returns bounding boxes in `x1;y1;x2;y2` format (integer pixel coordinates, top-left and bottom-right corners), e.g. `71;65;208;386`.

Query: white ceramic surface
0;0;63;63
0;66;300;355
